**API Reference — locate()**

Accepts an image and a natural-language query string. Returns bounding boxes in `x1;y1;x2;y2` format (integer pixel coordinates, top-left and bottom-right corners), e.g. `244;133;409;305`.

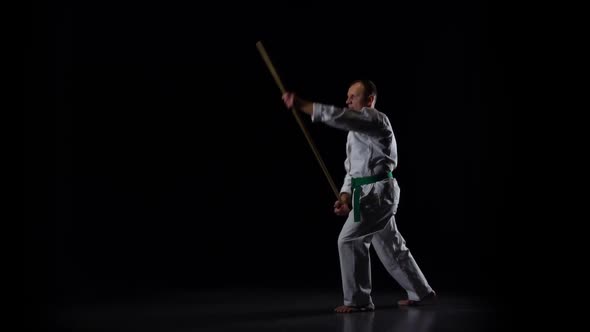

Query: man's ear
368;95;376;107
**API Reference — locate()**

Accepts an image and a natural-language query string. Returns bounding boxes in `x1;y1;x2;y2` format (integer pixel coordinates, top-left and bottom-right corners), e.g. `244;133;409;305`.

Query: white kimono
312;103;433;307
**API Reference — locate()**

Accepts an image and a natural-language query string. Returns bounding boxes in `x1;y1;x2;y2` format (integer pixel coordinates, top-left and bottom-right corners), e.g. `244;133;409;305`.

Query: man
282;80;436;313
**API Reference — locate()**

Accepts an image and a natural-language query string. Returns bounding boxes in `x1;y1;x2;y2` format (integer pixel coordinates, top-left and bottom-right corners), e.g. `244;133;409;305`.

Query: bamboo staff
256;41;339;199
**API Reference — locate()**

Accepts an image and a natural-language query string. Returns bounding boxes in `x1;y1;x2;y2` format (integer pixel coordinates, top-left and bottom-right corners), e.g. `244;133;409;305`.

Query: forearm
294;97;313;115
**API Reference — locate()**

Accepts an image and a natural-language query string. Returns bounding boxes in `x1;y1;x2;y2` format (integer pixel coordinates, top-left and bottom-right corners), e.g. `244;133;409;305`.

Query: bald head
346;80;377;111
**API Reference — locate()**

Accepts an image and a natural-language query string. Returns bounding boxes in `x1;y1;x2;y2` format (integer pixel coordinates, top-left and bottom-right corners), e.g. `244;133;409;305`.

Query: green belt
351;171;393;222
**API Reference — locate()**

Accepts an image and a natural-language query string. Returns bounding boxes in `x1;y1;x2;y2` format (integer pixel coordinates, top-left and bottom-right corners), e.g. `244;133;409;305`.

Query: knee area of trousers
337;236;364;250
392;248;410;260
337;237;353;248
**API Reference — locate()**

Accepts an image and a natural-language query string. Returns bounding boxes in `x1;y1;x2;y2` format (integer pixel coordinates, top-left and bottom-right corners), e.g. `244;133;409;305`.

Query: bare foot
334;305;355;313
334;305;374;313
398;290;437;306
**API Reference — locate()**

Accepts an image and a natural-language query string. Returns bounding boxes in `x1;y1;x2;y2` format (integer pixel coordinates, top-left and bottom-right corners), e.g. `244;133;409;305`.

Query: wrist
339;192;351;205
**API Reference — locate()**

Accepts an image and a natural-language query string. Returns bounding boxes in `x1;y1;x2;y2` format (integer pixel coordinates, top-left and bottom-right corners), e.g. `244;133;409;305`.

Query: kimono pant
338;178;433;307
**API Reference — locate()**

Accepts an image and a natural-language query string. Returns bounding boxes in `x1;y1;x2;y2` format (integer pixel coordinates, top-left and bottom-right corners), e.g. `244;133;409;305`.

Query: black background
26;0;516;323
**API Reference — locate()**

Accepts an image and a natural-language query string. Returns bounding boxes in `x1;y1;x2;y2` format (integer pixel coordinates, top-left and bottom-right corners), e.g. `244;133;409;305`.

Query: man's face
346;82;373;111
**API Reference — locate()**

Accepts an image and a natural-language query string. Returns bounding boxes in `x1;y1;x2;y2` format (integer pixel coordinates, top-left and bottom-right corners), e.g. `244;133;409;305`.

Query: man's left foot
398;290;437;306
334;304;375;313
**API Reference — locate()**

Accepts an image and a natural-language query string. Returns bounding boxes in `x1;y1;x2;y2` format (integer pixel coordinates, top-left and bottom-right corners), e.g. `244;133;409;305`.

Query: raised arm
282;91;313;115
282;92;389;136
